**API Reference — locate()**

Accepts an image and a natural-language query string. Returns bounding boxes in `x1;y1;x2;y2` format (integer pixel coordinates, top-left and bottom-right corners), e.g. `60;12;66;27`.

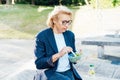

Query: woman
34;6;82;80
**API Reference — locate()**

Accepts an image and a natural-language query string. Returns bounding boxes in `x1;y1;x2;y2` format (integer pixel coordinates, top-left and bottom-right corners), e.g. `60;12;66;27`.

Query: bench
33;69;47;80
81;36;120;58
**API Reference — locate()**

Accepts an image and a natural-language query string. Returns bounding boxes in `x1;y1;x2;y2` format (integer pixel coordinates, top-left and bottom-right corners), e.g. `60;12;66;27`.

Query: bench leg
98;45;104;58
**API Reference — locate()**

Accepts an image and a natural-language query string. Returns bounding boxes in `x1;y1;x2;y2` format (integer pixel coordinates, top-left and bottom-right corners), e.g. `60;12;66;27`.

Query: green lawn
0;4;78;39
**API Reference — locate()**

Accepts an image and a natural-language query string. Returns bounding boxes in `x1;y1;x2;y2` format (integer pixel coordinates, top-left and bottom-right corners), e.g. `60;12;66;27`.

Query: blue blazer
34;28;82;80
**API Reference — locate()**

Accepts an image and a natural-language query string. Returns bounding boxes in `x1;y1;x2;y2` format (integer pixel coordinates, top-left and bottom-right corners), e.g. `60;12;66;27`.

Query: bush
61;0;72;5
112;0;120;7
15;0;86;6
90;0;113;8
1;0;6;4
90;0;120;8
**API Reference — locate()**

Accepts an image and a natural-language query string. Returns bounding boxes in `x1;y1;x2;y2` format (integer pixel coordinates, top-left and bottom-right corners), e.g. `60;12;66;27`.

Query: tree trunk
12;0;15;4
31;0;35;5
6;0;11;5
85;0;89;5
59;0;62;5
0;0;1;4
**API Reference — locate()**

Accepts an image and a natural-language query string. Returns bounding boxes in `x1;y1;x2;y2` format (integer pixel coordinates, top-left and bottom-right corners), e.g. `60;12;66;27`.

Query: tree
6;0;15;5
31;0;35;5
59;0;62;5
112;0;117;6
6;0;11;5
12;0;15;4
61;0;72;5
16;0;20;3
0;0;1;4
85;0;90;5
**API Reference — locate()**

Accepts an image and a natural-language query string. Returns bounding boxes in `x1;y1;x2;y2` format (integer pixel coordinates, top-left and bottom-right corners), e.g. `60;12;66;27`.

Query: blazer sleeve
34;37;54;69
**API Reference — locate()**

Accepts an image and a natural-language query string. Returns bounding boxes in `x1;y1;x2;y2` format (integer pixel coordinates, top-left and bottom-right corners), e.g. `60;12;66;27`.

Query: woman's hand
52;46;72;63
58;46;73;57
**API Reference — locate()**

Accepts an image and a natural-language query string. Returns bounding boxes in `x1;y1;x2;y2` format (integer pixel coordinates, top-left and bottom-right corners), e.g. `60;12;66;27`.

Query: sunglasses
62;20;72;26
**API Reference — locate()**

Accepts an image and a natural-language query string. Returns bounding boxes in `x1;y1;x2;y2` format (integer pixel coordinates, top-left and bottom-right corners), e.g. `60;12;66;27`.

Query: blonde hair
46;6;72;28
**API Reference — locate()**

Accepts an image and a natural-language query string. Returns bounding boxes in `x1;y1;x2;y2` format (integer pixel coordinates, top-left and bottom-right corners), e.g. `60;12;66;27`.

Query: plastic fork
71;51;76;57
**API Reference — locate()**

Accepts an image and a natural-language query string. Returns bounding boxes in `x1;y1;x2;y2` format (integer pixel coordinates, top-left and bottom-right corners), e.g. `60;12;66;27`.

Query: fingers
59;46;73;57
61;46;72;54
64;46;72;53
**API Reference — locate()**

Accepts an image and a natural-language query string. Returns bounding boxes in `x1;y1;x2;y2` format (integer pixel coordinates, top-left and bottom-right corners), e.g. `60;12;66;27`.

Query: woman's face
53;13;72;34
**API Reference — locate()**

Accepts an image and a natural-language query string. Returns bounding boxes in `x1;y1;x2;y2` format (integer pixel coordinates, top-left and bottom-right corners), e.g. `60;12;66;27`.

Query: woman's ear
53;16;58;23
53;18;56;24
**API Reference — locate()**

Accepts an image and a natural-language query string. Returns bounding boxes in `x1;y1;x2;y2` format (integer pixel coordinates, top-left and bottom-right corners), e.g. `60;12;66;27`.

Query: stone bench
33;69;47;80
81;36;120;58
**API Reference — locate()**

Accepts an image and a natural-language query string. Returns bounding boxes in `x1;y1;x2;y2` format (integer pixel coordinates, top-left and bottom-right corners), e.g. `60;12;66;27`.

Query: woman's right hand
52;46;72;63
58;46;73;57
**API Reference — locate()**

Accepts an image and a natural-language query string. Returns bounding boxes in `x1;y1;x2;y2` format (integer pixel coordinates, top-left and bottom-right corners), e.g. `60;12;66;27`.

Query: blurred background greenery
0;0;120;39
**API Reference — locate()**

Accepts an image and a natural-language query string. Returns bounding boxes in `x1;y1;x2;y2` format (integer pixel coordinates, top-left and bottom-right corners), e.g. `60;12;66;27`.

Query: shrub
90;0;113;8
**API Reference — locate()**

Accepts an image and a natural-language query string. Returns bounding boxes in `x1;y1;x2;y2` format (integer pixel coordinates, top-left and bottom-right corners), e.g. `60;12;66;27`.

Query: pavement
0;39;120;80
0;39;36;80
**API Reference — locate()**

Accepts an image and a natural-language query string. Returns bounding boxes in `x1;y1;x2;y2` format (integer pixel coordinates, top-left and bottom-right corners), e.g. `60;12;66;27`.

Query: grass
0;4;79;39
0;4;52;39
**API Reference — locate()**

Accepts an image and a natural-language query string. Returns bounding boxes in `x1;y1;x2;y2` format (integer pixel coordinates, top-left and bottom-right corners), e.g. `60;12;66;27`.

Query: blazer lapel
63;32;71;47
47;28;58;53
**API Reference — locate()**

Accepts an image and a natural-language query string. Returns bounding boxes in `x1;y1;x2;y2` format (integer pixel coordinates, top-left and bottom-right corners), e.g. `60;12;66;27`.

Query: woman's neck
53;26;61;34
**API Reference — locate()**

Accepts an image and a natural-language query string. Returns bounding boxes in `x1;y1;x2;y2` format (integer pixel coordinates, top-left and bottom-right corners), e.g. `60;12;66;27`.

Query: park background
0;0;120;80
0;0;120;39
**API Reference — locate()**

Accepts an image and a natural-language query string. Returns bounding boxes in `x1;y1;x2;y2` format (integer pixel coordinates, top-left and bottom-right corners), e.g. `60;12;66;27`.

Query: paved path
0;39;120;80
0;39;36;80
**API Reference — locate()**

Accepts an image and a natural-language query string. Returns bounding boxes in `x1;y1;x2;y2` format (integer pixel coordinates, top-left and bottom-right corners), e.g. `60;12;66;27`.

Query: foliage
112;0;120;7
1;0;6;4
0;0;86;6
14;0;85;6
61;0;72;5
79;0;86;5
34;0;59;5
90;0;120;8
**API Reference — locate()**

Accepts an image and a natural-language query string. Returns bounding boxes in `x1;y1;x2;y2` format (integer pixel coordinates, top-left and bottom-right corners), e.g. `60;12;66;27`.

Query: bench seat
81;36;120;58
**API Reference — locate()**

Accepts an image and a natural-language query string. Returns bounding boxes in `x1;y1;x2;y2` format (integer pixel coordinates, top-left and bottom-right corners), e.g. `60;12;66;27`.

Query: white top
54;33;70;72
